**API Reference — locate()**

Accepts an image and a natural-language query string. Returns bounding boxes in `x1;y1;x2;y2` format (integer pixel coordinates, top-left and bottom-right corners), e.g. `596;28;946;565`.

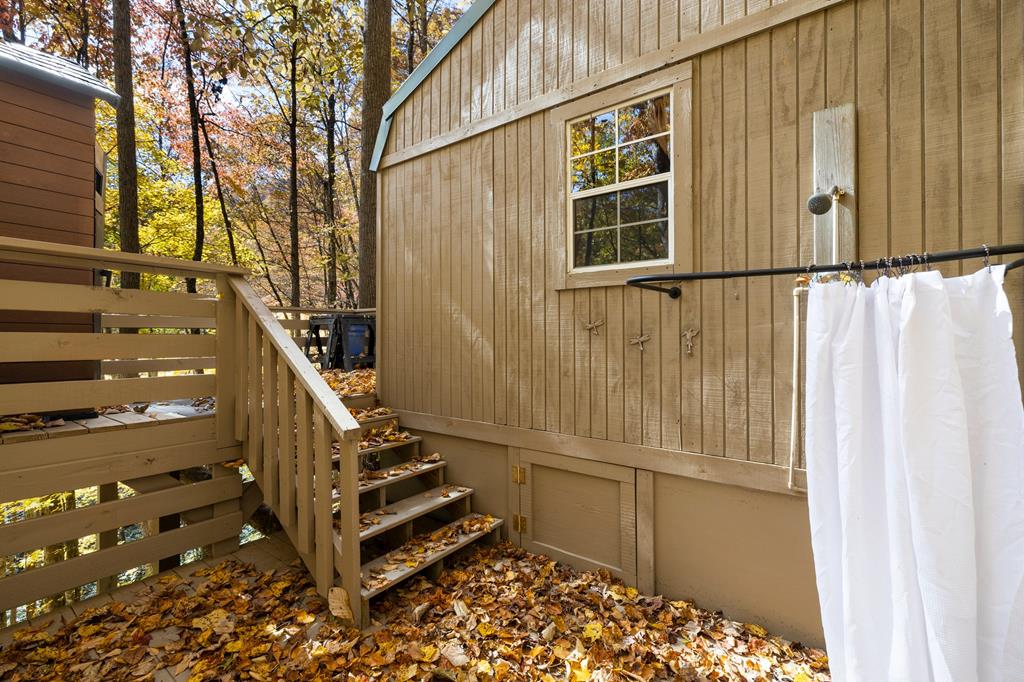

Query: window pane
573;192;618;232
620;221;669;263
570;111;615;156
620;181;669;224
618;136;670;181
571;149;616;191
574;228;618;267
618;94;670;143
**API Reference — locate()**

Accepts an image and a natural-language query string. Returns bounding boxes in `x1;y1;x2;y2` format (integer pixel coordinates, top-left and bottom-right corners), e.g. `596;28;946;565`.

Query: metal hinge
512;514;527;534
512;465;527;485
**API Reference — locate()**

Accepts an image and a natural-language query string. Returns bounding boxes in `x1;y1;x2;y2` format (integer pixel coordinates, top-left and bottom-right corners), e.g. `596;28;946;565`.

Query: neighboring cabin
371;0;1022;645
0;40;118;384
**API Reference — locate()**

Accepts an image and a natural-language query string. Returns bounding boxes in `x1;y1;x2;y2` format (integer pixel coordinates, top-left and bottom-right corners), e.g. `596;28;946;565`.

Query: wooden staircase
344;405;502;618
230;280;501;627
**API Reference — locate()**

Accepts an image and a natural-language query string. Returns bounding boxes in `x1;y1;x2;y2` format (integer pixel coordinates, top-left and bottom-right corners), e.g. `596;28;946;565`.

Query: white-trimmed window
568;92;672;271
552;62;692;290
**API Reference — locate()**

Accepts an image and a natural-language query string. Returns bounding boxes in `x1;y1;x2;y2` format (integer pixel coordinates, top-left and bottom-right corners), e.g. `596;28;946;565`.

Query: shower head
807;188;836;215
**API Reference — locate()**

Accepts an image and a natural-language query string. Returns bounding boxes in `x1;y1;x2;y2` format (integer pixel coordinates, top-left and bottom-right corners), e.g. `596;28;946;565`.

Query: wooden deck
0;405;214;445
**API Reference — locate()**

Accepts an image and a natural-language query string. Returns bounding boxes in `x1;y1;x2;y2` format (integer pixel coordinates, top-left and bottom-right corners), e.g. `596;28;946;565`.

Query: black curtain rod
626;243;1024;298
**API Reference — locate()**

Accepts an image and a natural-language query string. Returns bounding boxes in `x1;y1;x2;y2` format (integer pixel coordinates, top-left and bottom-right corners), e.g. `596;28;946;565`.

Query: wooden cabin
0;40;116;384
370;0;1023;645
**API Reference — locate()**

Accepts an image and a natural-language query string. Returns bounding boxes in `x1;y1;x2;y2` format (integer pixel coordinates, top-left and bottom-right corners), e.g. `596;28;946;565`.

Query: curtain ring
858;260;866;283
982;243;991;271
922;252;930;270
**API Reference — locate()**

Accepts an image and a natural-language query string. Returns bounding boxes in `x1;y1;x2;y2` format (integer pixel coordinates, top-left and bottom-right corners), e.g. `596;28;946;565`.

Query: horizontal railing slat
0;374;216;414
101;357;216;374
0;235;247;277
0;279;216;316
0;439;236;503
0;512;242;612
1;332;216;362
0;475;240;557
101;314;217;329
0;417;215;472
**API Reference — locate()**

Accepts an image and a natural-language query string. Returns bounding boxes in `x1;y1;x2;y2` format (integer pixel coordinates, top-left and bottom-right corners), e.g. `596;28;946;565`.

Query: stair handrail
230;279;361;437
226;277;363;624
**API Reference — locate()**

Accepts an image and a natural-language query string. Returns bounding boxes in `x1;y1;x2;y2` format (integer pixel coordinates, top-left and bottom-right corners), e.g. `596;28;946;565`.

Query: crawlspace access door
511;449;637;585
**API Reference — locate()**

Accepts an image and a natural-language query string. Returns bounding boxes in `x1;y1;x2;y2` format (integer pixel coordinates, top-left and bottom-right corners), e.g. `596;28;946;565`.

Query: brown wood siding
0;72;98;385
381;0;1022;466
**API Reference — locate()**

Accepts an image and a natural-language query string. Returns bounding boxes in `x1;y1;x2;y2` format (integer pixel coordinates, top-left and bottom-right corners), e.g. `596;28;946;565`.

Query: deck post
215;275;238;451
336;434;363;627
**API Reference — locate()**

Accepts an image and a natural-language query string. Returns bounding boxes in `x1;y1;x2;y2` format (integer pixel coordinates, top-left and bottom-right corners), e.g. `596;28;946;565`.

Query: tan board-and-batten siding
377;0;1024;471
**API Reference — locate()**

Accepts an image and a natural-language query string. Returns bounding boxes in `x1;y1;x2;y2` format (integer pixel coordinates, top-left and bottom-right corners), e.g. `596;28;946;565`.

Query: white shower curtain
804;265;1024;682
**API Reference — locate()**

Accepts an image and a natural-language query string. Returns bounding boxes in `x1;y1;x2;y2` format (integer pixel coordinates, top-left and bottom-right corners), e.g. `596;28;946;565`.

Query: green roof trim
369;0;497;171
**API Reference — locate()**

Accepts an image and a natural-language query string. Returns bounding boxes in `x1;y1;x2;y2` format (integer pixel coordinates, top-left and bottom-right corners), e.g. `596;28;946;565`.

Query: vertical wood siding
385;0;794;157
380;0;1024;466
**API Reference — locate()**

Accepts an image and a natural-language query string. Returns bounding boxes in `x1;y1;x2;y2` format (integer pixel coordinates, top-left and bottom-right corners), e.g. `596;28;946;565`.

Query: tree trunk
173;0;204;295
288;2;300;306
418;0;429;58
358;0;391;308
325;92;337;305
112;0;140;290
405;0;415;75
199;115;238;266
77;0;89;66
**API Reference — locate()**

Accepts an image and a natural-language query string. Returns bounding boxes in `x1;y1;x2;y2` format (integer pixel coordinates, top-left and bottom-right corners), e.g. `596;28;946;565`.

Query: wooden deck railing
0;237;363;624
230;280;363;622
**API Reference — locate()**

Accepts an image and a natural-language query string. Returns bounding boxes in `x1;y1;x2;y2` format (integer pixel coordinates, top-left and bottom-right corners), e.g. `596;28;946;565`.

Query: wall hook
629;332;651;351
682;327;700;355
584;319;605;335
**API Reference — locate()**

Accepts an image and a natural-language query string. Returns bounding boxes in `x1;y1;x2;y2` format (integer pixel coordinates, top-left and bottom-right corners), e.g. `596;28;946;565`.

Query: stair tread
357;484;473;541
356;435;422;457
360;513;503;599
355;411;397;424
358;459;445;494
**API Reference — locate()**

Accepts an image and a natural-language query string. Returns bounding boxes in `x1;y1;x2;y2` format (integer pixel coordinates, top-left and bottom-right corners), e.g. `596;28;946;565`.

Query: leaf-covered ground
0;542;829;681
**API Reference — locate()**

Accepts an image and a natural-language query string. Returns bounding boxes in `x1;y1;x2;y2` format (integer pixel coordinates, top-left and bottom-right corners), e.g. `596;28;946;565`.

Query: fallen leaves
349;405;395;421
359;422;414;450
321;368;376;397
0;542;831;682
0;414;64;432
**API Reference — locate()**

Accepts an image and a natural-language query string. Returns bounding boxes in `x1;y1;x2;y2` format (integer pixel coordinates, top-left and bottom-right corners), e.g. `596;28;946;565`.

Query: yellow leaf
583;621;603;640
418;644;440;662
225;640;243;653
573;667;592;681
477;621;497;637
77;624;102;637
476;660;493;674
793;673;812;682
295;611;315;624
744;622;768;638
625;586;639;600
